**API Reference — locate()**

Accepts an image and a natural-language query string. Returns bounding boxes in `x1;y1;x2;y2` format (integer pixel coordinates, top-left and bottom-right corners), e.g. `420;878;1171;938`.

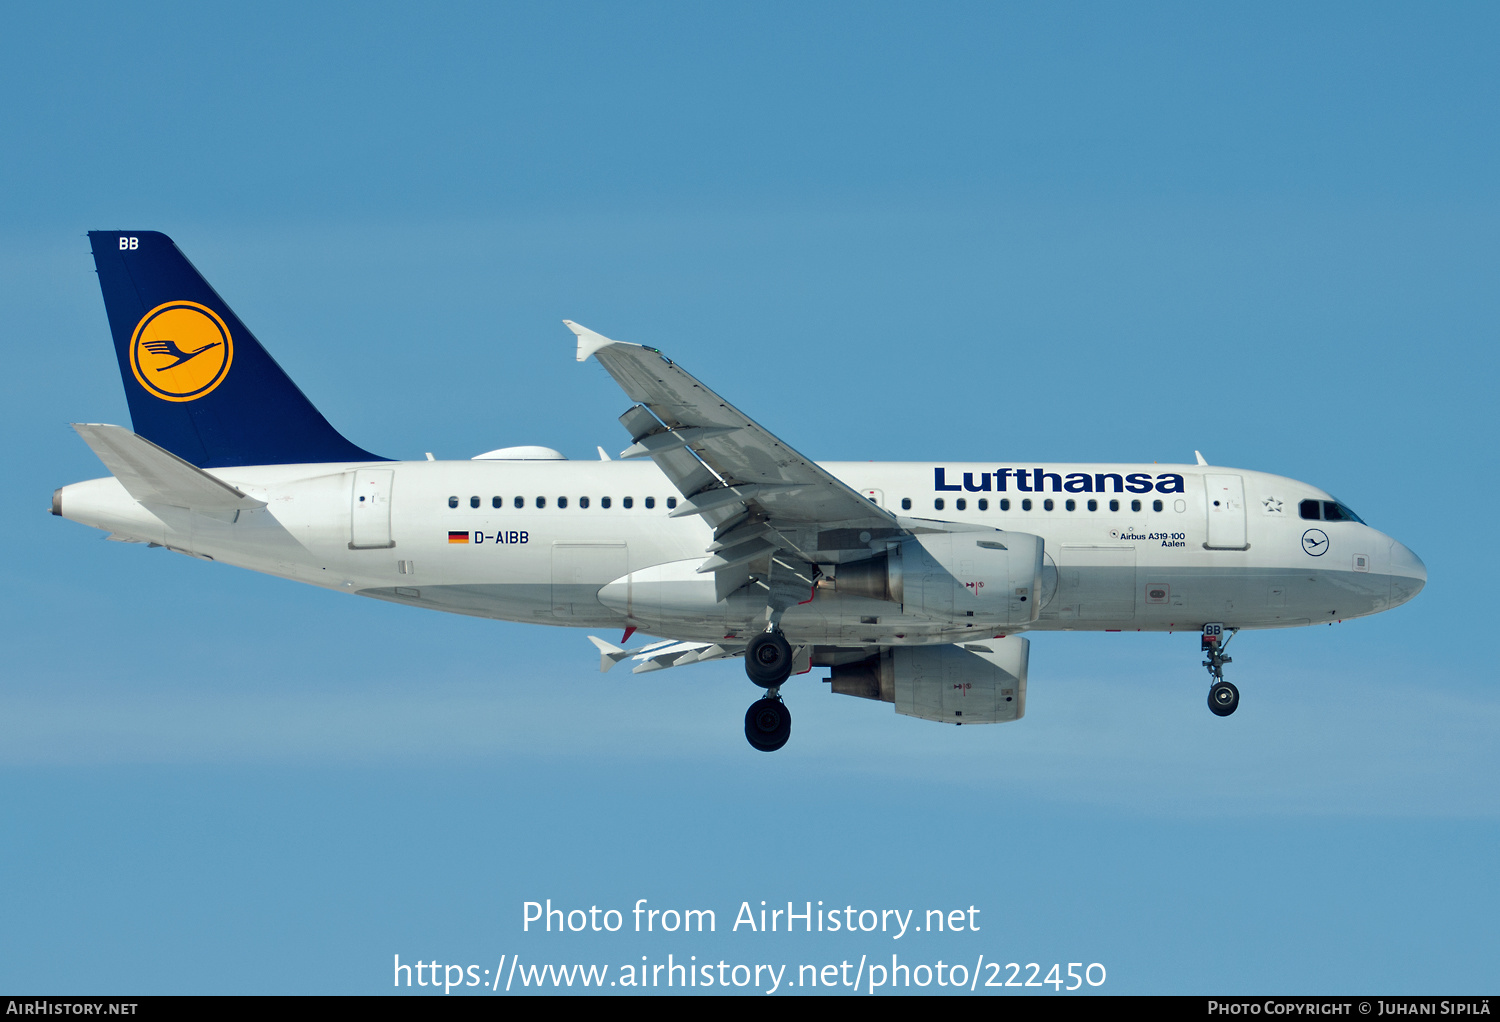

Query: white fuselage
58;458;1427;646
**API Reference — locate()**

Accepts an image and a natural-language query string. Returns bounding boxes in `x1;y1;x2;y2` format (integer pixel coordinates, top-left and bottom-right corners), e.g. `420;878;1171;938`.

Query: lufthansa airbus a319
54;232;1427;751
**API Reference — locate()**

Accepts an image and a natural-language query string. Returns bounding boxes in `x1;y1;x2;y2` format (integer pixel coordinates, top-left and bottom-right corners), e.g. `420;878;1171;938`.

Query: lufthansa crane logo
1301;529;1329;557
129;301;233;402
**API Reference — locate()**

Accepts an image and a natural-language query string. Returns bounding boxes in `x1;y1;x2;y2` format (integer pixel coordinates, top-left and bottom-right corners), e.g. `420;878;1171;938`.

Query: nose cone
1388;538;1426;606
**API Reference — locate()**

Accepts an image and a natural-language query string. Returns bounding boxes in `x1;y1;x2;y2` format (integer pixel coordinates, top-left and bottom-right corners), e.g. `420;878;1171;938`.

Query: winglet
565;320;628;363
587;635;633;673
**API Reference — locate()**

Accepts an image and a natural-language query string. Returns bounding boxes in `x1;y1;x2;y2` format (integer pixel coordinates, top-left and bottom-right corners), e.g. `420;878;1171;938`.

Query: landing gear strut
1202;623;1240;717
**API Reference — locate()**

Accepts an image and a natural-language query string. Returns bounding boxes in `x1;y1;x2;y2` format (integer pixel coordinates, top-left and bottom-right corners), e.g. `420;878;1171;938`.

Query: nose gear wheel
1201;625;1240;717
1208;681;1240;716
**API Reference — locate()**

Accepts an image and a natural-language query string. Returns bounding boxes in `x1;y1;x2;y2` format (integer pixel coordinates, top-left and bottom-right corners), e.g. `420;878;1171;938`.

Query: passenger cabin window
645;497;656;509
934;498;945;511
1153;499;1164;512
513;496;524;509
492;496;502;509
901;497;912;510
580;496;590;509
623;497;634;509
978;498;988;511
1000;499;1010;511
469;496;480;509
956;498;966;511
667;497;677;509
1043;499;1054;511
1065;499;1076;511
601;496;612;509
448;496;458;508
558;497;568;509
1087;499;1098;512
1109;499;1119;512
1131;499;1142;512
1021;499;1032;511
536;496;546;509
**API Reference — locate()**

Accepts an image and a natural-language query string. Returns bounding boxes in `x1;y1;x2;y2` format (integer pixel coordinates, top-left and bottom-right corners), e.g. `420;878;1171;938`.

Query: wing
588;635;749;674
568;321;907;601
586;635;815;677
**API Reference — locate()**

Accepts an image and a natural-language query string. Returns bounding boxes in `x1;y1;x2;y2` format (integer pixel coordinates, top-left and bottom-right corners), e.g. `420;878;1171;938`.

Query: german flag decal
448;531;469;544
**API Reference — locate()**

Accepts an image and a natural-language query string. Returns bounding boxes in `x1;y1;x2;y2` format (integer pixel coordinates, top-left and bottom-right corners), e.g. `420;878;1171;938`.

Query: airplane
53;231;1428;752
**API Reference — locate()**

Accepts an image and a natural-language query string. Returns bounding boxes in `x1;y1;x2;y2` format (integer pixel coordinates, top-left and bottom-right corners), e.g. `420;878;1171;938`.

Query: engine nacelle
834;531;1043;627
827;639;1030;723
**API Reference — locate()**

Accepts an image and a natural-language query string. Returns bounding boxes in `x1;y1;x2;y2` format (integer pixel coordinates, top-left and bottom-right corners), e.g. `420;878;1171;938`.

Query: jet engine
827;640;1030;723
833;531;1043;627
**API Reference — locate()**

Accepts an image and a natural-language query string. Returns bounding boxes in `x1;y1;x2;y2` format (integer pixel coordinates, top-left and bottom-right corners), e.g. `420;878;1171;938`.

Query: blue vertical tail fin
88;230;386;468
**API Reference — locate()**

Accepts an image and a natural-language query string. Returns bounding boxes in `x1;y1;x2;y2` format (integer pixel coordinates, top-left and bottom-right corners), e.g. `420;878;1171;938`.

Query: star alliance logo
1263;498;1283;514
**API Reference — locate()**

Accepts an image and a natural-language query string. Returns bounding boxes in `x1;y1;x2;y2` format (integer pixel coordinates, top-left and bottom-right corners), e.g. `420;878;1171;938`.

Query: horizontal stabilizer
72;423;265;512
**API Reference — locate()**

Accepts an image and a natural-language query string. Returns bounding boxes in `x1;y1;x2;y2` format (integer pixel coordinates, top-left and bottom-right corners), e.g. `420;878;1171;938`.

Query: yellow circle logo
129;301;234;402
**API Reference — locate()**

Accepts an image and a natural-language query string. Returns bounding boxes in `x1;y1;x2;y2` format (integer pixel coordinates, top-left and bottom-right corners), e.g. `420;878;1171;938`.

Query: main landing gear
742;567;814;752
745;697;791;752
743;629;794;752
1202;623;1240;717
745;631;793;687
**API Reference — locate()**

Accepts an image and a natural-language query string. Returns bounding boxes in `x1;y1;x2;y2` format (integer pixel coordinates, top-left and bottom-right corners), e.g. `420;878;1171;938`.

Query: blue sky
2;2;1497;994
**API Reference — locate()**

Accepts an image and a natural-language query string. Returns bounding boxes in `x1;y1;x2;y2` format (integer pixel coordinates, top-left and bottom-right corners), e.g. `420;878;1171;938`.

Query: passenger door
1203;474;1248;550
349;469;395;549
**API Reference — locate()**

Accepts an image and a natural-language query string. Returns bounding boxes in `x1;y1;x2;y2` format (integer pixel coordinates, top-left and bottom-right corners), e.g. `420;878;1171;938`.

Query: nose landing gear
1202;623;1240;717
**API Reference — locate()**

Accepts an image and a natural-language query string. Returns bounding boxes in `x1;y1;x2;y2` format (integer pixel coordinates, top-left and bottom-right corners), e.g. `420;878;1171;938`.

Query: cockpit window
1301;498;1365;524
1322;501;1364;524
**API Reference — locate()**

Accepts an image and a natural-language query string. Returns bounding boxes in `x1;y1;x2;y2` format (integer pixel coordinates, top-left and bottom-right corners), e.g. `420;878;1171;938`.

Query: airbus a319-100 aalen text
55;231;1427;751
